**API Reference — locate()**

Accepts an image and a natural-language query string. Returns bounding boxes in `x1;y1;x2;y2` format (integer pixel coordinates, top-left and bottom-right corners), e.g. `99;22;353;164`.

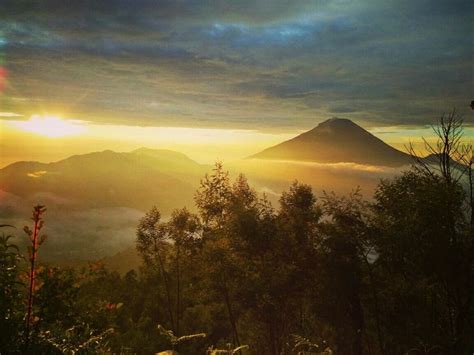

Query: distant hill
0;148;208;212
422;153;468;173
250;118;413;167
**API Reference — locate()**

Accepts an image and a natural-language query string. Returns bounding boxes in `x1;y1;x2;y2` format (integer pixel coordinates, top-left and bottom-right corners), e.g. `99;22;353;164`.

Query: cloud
0;0;472;131
0;191;144;259
254;158;406;177
0;112;22;118
26;170;47;178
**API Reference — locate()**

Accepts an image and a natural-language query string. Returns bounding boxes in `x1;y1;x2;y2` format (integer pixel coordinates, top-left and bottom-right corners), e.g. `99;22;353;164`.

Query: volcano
251;118;413;167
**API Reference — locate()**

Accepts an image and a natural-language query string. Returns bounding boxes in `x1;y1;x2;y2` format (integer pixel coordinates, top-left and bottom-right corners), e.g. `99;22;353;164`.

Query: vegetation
0;113;473;354
24;204;47;351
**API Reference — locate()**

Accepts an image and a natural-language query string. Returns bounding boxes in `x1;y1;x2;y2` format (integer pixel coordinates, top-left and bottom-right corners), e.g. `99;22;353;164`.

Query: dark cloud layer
0;0;472;131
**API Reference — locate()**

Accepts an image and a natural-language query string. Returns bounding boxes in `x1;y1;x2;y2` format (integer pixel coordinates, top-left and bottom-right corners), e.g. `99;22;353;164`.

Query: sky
0;0;473;165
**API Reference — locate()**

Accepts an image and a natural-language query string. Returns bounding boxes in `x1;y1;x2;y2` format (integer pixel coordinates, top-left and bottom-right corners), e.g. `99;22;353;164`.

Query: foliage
1;112;473;354
157;324;206;352
38;324;113;354
0;229;24;352
207;344;249;354
24;204;47;350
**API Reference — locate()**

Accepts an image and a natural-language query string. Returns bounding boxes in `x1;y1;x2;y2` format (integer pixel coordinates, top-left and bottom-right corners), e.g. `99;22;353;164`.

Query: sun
11;114;85;138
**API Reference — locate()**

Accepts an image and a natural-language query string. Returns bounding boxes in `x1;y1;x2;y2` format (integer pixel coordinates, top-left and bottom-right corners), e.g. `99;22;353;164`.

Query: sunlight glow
11;114;85;138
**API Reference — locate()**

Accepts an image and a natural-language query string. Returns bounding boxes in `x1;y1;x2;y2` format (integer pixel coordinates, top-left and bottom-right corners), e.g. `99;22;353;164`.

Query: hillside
0;149;210;260
0;148;208;212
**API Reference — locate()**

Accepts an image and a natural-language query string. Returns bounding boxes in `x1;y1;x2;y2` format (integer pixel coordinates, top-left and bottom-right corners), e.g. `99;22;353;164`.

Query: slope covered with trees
0;112;473;354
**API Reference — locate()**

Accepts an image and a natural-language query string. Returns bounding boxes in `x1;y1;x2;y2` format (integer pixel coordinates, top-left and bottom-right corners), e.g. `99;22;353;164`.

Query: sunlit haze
2;113;473;168
1;114;297;166
9;115;85;138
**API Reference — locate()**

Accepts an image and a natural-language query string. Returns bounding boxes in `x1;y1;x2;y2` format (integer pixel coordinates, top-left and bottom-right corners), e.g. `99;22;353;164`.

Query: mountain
0;148;211;260
422;153;468;172
250;118;413;167
0;148;208;212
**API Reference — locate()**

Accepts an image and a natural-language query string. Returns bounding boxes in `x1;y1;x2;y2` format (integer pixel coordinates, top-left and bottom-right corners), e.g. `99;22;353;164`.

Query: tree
195;162;232;229
195;163;242;347
407;107;471;185
373;170;473;353
315;191;369;355
459;144;473;225
167;208;202;337
269;182;320;354
136;207;175;332
401;108;474;351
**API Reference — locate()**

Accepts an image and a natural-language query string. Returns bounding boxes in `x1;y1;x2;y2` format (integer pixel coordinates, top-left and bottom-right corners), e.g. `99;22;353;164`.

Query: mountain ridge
250;118;413;167
0;148;207;212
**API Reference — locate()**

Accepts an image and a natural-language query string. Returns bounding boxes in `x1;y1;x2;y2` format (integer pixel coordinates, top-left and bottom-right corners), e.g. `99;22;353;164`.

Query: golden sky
2;113;472;168
0;0;472;167
0;114;295;166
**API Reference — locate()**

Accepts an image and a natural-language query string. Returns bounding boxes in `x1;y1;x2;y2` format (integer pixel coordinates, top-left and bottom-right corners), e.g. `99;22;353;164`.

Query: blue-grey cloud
0;0;472;131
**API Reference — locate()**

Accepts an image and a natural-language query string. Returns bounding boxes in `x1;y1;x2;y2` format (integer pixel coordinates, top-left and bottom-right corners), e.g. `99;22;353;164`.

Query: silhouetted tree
167;208;202;336
136;207;175;333
314;191;369;355
407;107;470;184
195;163;242;347
373;170;473;353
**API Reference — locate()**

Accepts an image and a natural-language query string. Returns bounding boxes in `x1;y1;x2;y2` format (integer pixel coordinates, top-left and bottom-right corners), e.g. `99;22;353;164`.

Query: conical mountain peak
318;117;358;127
251;118;412;167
